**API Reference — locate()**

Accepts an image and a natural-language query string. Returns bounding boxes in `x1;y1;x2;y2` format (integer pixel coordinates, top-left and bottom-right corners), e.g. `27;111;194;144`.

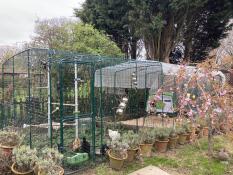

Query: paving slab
128;165;170;175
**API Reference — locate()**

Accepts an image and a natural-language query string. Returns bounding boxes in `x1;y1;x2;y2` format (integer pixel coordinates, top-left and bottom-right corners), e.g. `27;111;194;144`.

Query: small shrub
182;123;191;133
37;148;64;175
169;128;177;138
156;128;170;141
0;151;12;174
0;131;21;147
177;127;186;135
41;148;63;165
139;128;155;144
107;131;128;159
122;130;139;149
12;145;38;172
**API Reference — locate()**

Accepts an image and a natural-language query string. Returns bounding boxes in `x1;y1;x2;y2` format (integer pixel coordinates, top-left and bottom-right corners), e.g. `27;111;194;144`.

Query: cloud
0;0;85;45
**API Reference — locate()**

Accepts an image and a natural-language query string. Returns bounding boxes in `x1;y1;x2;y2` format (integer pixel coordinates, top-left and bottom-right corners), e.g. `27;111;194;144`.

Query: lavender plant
122;130;139;149
12;145;38;172
37;148;63;175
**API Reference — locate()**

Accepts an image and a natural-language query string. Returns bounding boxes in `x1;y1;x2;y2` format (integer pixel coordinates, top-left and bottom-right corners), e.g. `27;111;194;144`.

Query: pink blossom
154;95;161;100
220;90;227;96
187;110;193;117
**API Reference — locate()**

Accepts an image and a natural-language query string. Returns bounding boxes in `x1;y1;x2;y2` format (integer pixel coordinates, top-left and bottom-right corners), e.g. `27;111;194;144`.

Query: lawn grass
92;135;233;175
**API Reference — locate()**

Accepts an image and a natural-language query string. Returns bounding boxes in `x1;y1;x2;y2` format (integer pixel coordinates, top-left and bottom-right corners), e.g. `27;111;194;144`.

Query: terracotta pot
127;148;139;162
202;127;209;136
38;166;64;175
168;137;178;149
139;143;153;157
178;133;188;145
11;162;34;175
220;123;226;131
186;131;192;142
196;128;203;138
155;140;169;153
0;144;15;157
191;127;196;136
108;150;127;170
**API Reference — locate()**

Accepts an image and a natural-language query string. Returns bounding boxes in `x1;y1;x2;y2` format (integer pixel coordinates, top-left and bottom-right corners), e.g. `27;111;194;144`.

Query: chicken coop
0;48;164;167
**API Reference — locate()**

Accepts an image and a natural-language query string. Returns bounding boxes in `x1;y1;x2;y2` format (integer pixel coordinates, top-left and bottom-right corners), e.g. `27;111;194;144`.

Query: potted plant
182;123;192;142
36;148;64;175
168;128;178;149
0;131;21;157
122;130;139;162
139;128;155;157
107;135;128;170
155;128;170;153
191;123;197;138
218;113;227;132
11;145;38;175
202;126;209;137
0;150;12;174
197;118;208;137
177;128;188;145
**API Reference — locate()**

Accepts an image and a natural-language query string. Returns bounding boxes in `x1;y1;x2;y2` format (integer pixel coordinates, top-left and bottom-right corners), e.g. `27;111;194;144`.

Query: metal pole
2;65;4;128
75;62;79;139
100;67;103;152
27;50;32;148
47;61;52;139
12;56;15;121
91;64;96;161
59;63;64;151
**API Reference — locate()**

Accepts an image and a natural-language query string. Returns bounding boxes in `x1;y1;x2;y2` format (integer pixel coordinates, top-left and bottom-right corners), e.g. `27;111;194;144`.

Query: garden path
128;165;171;175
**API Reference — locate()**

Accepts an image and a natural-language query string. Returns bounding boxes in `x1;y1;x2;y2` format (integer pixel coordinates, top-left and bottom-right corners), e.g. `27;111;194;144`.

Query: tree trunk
208;117;213;156
144;15;176;63
130;39;137;59
159;16;175;63
184;34;192;61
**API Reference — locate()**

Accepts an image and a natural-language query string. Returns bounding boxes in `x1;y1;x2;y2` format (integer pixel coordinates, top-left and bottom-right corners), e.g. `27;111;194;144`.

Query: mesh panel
0;48;164;171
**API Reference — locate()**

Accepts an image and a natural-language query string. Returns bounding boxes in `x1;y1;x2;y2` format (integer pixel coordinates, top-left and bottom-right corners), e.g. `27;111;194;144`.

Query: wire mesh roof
95;60;163;89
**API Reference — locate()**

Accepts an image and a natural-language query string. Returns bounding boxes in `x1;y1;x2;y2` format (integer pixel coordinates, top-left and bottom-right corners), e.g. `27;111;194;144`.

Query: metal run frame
0;48;165;165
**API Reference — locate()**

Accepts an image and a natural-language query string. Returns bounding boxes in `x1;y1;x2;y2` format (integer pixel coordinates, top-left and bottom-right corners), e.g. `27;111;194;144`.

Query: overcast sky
0;0;85;46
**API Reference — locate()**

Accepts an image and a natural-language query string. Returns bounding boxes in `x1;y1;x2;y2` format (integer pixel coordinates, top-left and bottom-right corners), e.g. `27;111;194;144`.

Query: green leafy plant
156;101;165;109
12;145;38;172
107;131;129;159
41;148;63;165
122;130;139;149
0;131;21;147
177;127;186;135
169;128;178;138
0;150;12;174
37;148;64;175
156;128;170;141
182;123;192;133
139;128;155;144
197;118;207;129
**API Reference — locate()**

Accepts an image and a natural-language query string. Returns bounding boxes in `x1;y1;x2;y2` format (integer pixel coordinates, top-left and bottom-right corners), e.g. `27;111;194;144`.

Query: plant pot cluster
0;130;64;175
0;131;21;174
107;122;210;171
107;129;154;170
0;131;21;157
11;146;64;175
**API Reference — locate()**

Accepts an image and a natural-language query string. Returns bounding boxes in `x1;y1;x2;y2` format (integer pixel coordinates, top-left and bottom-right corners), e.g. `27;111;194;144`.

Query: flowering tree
149;61;233;155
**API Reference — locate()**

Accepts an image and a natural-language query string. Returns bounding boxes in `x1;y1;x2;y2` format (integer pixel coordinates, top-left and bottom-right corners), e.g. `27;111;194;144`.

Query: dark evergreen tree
185;0;233;61
76;0;233;62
